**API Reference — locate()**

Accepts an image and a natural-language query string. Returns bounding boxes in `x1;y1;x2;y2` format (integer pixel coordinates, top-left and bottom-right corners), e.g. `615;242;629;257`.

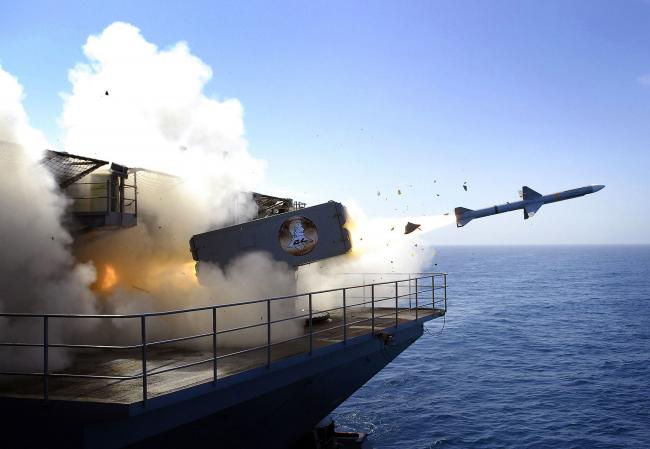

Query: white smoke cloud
0;66;98;372
57;22;300;348
297;202;455;309
62;21;264;232
0;22;452;377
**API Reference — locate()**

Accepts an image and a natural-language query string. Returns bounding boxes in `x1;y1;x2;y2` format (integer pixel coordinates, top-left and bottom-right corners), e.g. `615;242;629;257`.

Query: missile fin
522;186;542;200
523;201;543;220
454;207;473;227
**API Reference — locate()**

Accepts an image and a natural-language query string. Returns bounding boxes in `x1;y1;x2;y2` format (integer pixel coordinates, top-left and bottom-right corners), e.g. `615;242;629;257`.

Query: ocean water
332;246;650;448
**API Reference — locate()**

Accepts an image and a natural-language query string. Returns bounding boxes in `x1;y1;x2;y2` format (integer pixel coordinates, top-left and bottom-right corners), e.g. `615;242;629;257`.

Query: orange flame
97;264;118;291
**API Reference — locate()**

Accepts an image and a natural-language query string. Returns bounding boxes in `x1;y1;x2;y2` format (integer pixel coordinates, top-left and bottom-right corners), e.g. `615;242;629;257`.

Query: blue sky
1;0;649;244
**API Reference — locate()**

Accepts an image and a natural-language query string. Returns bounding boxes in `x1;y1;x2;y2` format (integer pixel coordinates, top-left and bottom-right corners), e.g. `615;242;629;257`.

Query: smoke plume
297;202;454;309
58;22;301;346
0;67;98;372
0;22;452;374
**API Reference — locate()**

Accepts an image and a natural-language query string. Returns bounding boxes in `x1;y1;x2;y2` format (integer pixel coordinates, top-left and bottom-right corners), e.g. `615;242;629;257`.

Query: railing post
119;176;125;214
266;300;271;368
134;171;138;217
371;284;375;334
342;289;347;343
432;275;435;310
105;179;110;212
141;316;147;404
308;294;313;355
395;281;399;328
415;278;419;320
408;275;412;309
43;316;48;401
212;307;217;385
444;273;447;311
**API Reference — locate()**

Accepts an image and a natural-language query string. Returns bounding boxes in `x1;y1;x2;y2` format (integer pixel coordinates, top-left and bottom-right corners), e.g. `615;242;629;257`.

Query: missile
454;185;605;227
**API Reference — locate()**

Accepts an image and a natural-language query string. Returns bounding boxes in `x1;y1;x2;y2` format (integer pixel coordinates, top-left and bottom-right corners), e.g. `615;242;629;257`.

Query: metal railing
0;273;447;404
67;178;137;215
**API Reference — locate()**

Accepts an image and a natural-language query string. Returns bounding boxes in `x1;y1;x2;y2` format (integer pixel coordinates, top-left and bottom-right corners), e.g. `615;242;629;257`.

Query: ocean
332;245;650;448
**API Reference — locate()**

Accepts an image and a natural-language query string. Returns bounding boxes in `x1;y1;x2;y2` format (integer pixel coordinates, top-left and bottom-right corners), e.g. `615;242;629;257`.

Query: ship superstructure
0;151;447;449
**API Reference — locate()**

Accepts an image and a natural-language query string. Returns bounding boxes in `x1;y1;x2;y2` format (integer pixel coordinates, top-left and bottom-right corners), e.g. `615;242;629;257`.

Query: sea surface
332;245;650;448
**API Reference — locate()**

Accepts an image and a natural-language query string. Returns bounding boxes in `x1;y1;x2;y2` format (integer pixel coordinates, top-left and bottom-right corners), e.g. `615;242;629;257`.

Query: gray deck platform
0;308;443;405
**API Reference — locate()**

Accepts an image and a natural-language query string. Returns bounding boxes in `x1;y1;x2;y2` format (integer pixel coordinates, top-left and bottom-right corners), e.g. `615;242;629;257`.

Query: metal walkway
0;274;447;405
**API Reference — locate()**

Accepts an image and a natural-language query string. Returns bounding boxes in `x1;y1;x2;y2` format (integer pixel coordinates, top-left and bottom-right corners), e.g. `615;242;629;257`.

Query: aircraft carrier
0;151;447;448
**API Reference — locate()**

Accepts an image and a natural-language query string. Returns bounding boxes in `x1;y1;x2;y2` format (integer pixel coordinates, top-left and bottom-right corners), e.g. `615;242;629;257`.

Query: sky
1;0;649;244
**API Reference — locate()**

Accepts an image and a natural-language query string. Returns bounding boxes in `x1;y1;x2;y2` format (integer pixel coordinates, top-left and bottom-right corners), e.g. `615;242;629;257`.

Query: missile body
455;185;604;227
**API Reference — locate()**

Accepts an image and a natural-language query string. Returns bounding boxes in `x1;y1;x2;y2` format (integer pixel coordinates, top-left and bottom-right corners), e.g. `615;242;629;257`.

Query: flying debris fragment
404;222;421;234
397;189;402;195
105;90;109;96
462;181;468;191
455;185;605;227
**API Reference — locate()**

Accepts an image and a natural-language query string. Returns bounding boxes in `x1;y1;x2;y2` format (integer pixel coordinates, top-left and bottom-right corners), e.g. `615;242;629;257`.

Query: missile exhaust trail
455;185;605;227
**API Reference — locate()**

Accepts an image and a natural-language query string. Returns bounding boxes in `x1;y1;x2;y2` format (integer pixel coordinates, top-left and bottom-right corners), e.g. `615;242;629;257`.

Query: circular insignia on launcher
279;216;318;256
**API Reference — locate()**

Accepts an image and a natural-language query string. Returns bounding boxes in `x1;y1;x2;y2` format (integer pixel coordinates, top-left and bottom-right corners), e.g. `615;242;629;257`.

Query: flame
342;206;456;258
97;264;118;291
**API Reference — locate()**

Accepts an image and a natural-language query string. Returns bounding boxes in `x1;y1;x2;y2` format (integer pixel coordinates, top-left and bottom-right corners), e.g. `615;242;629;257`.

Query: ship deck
0;307;443;405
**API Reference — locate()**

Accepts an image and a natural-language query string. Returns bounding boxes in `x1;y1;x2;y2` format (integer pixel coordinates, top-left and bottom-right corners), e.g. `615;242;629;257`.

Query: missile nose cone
592;185;605;192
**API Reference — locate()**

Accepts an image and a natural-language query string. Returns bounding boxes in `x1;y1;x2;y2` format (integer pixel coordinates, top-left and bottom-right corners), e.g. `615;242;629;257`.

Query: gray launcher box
190;201;351;269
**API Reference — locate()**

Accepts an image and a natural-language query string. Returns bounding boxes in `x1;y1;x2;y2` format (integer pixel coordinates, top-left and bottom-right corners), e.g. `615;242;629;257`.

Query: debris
397;189;402;195
50;236;54;240
105;90;109;96
377;190;381;196
436;194;440;197
404;222;421;234
444;212;449;216
390;226;394;231
463;181;468;191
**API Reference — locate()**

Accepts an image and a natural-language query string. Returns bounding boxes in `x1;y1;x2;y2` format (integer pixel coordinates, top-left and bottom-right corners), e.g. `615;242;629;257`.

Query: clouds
639;73;650;87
